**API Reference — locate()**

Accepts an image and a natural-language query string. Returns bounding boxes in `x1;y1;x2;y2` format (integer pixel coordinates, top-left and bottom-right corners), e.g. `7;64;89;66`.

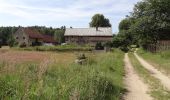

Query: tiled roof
15;28;57;43
42;35;57;43
65;27;113;36
23;28;43;39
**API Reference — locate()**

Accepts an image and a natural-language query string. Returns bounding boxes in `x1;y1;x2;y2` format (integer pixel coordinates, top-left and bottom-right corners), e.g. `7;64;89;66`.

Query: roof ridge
65;27;113;36
66;27;111;29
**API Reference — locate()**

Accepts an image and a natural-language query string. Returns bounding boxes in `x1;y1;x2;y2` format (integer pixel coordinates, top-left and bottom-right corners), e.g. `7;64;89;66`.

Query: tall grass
0;50;125;100
137;49;170;75
13;45;93;52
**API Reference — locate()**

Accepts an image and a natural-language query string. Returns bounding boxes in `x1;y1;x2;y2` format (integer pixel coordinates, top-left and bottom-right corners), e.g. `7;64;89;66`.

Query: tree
112;33;131;52
7;34;17;47
54;30;65;44
89;14;111;27
117;0;170;49
119;18;132;31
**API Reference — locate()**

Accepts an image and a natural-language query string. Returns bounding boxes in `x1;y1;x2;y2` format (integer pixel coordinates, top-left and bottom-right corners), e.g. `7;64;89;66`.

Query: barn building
14;28;56;46
64;27;113;46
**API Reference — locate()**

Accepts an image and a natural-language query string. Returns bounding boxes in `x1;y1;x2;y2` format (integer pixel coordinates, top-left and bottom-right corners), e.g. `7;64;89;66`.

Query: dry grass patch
0;49;125;100
0;50;76;65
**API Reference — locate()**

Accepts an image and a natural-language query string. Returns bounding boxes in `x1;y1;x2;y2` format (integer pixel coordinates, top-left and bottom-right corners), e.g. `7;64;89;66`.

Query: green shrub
95;42;104;50
119;46;129;53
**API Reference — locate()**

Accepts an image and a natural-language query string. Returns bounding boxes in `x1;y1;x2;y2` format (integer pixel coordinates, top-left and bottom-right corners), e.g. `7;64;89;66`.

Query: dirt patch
0;50;51;63
124;53;152;100
0;50;76;65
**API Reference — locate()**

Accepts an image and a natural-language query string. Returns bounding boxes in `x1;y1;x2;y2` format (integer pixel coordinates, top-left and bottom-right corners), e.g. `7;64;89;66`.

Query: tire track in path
134;53;170;91
124;53;152;100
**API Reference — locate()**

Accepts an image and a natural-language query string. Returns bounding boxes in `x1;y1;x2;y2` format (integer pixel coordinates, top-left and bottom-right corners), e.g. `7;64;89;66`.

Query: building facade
65;27;113;46
14;28;56;46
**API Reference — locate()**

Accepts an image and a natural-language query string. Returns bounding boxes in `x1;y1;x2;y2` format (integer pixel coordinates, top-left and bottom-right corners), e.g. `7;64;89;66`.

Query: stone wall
65;36;112;46
14;28;29;46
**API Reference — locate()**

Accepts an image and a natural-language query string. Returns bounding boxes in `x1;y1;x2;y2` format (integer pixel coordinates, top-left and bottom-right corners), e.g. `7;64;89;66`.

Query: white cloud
0;0;141;31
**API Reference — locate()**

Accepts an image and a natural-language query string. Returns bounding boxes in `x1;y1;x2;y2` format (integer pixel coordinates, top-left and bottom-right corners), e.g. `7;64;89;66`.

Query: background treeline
0;26;66;45
113;0;170;51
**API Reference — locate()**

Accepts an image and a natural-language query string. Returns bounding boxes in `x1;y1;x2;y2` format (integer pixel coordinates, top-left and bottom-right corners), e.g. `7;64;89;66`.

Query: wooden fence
147;40;170;52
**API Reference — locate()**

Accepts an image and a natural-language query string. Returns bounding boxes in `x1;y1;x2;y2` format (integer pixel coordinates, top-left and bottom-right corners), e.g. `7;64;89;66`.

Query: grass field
128;53;170;100
13;45;93;52
0;49;125;100
137;49;170;76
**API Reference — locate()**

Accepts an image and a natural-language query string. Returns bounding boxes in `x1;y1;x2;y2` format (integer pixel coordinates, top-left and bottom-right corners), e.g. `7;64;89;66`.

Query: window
23;37;26;39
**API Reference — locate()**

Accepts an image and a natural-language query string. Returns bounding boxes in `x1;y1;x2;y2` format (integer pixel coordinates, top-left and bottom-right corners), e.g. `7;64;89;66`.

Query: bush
119;46;129;53
95;42;104;50
104;41;112;47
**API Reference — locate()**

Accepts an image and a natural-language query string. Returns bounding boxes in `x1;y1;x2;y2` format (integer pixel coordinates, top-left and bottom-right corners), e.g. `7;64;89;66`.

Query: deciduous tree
89;14;111;27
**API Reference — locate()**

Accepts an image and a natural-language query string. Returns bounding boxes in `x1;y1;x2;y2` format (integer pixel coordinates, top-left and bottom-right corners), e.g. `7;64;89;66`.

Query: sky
0;0;141;33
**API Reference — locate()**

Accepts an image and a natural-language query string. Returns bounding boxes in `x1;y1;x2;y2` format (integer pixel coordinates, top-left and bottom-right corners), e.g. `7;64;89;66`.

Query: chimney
96;27;98;31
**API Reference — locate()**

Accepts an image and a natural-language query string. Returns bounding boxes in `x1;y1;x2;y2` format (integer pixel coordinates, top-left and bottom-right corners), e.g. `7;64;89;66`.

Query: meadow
0;49;125;100
137;49;170;76
13;45;93;52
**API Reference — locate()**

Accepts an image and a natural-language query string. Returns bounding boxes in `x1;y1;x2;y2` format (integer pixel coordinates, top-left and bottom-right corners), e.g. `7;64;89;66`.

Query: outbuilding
14;28;57;46
64;27;113;46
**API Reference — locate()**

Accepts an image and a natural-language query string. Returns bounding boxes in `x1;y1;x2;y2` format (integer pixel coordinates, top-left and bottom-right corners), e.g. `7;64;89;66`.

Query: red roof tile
16;27;57;43
42;35;57;43
24;28;43;39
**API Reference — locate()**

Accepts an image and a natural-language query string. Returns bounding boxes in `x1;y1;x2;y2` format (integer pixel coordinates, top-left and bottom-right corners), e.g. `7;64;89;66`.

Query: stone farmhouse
64;27;113;46
14;28;56;46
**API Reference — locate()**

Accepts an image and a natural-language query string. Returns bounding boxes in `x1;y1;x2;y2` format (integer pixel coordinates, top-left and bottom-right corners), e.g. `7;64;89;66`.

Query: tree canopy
114;0;170;50
119;18;133;31
89;14;111;27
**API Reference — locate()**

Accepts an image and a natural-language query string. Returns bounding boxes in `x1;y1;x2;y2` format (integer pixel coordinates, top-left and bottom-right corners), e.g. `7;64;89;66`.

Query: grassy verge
128;53;170;100
12;45;93;52
137;49;170;75
0;50;125;100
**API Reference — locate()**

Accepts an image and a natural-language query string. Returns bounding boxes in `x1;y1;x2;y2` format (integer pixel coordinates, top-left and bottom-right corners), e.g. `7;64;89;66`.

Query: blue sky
0;0;141;33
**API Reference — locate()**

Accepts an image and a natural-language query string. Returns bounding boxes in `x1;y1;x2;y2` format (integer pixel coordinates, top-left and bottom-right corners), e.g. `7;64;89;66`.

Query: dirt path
134;53;170;91
124;53;152;100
